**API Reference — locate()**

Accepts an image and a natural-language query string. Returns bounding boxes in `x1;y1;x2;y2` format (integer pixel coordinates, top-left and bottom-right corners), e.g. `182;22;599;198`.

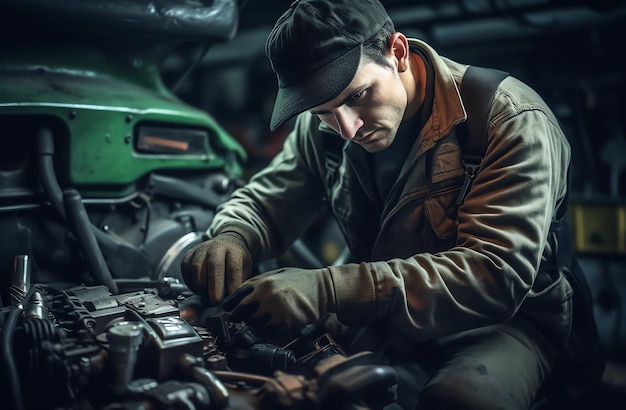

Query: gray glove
222;262;383;345
180;231;253;306
222;267;337;345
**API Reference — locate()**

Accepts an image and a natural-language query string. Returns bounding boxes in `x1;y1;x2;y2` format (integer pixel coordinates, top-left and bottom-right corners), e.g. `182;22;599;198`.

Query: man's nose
334;107;363;140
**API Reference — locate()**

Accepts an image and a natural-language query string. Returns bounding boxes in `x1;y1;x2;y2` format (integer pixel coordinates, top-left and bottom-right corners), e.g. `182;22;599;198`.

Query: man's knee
417;371;528;410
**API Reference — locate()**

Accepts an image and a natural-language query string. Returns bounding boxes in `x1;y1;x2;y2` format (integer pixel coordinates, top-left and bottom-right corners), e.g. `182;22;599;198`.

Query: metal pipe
10;255;31;307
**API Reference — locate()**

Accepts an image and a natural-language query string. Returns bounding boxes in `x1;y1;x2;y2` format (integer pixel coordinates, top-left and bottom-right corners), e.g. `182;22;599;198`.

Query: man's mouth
354;129;376;143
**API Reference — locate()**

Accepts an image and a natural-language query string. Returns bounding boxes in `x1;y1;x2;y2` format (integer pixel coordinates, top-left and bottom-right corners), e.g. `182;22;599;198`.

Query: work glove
180;231;253;306
222;267;336;345
222;264;378;345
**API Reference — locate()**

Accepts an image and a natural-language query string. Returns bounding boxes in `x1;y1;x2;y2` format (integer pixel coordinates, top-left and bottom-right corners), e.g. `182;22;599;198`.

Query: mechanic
182;0;585;408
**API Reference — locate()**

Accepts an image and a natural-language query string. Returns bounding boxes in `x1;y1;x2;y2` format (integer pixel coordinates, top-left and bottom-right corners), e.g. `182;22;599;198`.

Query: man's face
309;58;407;153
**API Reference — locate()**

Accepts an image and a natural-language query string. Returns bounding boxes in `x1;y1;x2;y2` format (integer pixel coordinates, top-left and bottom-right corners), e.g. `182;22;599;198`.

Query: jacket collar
407;39;466;148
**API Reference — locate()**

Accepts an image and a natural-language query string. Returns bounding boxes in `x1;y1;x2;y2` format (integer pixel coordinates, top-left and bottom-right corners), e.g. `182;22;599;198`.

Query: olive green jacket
208;39;573;347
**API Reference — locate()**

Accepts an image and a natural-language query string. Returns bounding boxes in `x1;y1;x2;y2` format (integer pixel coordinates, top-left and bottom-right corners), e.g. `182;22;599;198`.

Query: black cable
37;128;118;293
36;126;153;286
142;200;152;246
133;194;152;246
1;307;25;410
63;188;119;294
171;43;212;94
37;128;66;219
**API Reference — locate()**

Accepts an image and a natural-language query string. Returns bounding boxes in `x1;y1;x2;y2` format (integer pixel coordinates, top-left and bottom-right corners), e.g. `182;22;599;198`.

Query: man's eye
349;90;365;101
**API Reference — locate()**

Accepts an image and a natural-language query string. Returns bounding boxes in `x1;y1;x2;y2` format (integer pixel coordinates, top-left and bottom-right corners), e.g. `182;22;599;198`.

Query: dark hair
361;19;395;69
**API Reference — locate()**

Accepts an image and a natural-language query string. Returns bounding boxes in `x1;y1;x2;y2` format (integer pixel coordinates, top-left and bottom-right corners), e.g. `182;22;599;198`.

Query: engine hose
37;127;128;291
63;188;119;294
19;318;59;374
179;353;230;409
36;127;156;282
36;128;66;219
211;370;273;385
1;307;25;410
36;127;110;247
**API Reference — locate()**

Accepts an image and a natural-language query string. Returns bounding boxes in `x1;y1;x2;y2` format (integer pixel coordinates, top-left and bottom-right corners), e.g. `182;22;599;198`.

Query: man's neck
402;53;427;121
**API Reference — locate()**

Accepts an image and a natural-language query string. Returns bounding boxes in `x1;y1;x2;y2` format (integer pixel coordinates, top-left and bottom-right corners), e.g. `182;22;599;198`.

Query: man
181;0;592;408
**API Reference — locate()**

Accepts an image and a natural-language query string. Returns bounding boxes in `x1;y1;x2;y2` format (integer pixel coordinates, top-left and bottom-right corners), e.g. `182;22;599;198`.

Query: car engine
1;275;398;410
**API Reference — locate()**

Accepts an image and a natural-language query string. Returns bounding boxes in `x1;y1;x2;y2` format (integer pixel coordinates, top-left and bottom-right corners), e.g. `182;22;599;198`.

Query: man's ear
389;32;410;72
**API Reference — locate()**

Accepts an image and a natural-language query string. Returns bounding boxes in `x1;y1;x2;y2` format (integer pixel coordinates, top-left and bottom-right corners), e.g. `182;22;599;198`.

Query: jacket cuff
328;263;377;327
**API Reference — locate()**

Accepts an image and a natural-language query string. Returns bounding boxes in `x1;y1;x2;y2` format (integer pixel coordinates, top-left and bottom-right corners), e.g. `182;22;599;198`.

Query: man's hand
222;267;337;345
180;232;253;306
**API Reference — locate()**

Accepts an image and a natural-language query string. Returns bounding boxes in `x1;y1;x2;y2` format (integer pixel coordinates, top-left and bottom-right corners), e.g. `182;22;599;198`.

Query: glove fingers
222;285;254;313
204;251;227;305
212;234;253;301
227;299;259;324
180;232;253;306
244;312;271;334
180;243;209;293
224;247;250;296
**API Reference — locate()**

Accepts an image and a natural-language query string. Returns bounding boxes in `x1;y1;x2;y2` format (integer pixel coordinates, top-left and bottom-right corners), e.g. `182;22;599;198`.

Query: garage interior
1;0;625;409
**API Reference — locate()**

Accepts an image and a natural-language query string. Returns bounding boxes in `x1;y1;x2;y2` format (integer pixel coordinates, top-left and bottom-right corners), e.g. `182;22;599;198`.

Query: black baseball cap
265;0;391;131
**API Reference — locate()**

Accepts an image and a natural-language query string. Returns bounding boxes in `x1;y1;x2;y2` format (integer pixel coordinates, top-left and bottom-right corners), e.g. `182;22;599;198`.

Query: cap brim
269;45;362;131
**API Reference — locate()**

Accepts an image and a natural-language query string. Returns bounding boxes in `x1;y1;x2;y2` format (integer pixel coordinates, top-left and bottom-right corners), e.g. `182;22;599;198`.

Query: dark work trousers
347;321;556;410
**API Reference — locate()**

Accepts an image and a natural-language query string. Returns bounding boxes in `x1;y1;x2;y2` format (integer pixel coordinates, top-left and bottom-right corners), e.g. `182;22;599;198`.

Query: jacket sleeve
208;114;328;262
329;81;572;341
